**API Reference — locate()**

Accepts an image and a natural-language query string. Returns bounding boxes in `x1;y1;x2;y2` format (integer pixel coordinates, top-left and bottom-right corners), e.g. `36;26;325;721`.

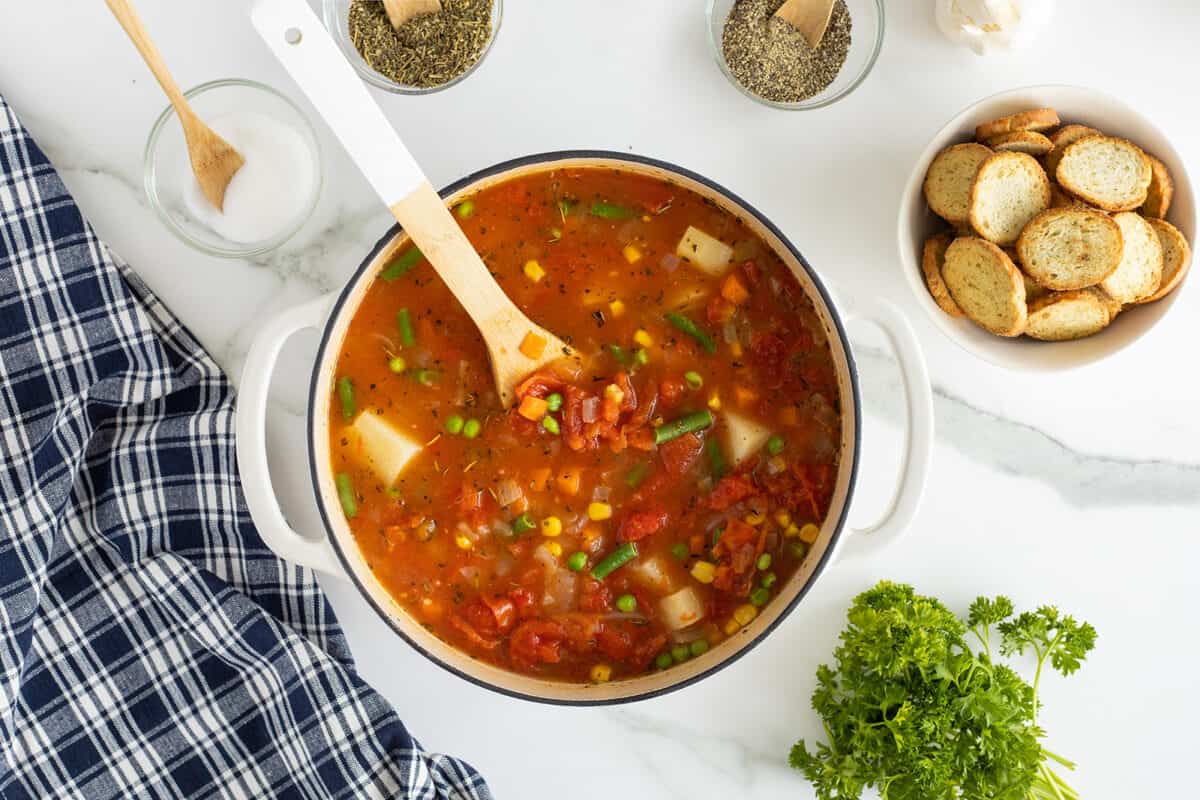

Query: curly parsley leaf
999;606;1098;677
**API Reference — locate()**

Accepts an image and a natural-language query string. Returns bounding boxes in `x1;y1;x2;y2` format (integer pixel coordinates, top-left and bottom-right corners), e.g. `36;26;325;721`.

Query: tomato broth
329;167;841;683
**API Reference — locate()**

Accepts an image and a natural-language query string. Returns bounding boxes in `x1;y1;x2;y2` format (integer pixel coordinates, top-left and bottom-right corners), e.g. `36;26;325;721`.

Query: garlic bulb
935;0;1056;55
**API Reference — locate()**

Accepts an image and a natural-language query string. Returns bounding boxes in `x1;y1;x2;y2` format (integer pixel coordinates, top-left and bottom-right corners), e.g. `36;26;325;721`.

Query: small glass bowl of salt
144;79;322;258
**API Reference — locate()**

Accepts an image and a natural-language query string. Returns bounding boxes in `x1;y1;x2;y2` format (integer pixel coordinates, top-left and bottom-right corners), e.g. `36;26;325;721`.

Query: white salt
182;111;315;244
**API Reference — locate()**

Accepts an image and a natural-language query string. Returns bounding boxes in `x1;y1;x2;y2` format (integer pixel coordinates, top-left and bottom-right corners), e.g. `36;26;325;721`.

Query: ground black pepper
348;0;493;89
721;0;853;104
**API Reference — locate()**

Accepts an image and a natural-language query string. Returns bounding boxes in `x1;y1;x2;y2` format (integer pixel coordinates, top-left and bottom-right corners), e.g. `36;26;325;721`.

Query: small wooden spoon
252;0;572;407
381;0;442;29
774;0;837;48
106;0;244;211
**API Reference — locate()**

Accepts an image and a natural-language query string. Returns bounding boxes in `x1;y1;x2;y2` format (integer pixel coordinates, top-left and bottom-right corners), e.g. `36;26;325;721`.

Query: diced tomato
508;587;538;620
712;518;764;596
740;259;761;286
706;295;734;325
639;183;676;215
579;577;613;612
750;332;788;372
480;595;516;633
659;432;703;476
616;507;670;543
659;377;685;409
614;371;637;413
707;473;758;510
514;370;564;401
630;632;669;671
510;620;565;668
597;626;633;661
559;613;602;654
449;613;502;651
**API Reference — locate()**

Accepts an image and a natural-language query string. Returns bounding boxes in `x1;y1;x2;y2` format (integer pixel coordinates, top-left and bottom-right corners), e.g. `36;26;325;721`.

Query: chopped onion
723;321;738;344
592;485;611;503
581;396;601;423
495;478;524;508
458;565;481;583
533;544;558;575
543;568;577;611
670;626;707;644
371;333;399;354
660;253;680;273
494;554;514;577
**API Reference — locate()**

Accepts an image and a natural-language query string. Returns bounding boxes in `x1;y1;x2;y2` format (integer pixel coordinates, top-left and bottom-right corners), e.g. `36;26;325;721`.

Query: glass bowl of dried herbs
706;0;884;110
324;0;502;94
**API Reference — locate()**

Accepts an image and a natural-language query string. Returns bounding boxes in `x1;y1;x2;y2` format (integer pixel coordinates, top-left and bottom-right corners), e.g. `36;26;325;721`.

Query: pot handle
836;295;934;560
235;293;345;578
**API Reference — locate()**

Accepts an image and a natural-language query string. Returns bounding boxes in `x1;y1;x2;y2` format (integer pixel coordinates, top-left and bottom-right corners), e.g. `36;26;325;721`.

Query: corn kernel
540;516;562;537
784;523;800;538
691;561;716;584
734;604;759;626
774;510;791;527
590;664;613;683
799;523;820;544
609;299;626;317
633;329;654;348
604;384;625;404
587;502;613;521
730;341;743;358
707;392;721;411
622;245;643;264
544;540;563;557
523;259;545;282
724;619;741;636
454;534;473;551
744;511;766;526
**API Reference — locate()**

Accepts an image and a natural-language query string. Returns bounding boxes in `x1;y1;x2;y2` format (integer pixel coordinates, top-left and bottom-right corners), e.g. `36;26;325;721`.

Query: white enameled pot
236;152;934;704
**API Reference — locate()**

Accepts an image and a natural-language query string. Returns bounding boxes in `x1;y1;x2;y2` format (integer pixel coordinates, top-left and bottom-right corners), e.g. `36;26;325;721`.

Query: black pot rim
305;149;862;706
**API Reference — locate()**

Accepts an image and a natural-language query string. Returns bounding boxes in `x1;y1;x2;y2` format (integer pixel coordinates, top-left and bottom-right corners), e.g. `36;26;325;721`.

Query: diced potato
630;556;674;593
724;409;772;465
676;225;733;276
659;586;706;631
345;412;421;486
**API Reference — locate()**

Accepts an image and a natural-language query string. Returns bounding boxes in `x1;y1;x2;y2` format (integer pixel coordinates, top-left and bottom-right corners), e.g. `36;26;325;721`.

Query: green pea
633;348;649;366
671;645;690;664
511;514;536;535
789;541;808;560
757;553;772;571
462;418;481;439
655;652;673;670
670;542;689;561
684;370;703;390
546;392;564;412
542;416;561;435
455;199;475;219
567;551;587;572
761;572;777;589
689;639;709;657
445;414;465;435
750;587;770;607
616;594;637;613
766;435;785;456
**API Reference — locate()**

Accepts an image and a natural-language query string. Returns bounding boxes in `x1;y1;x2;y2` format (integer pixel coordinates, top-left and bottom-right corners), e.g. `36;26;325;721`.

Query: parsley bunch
790;582;1096;800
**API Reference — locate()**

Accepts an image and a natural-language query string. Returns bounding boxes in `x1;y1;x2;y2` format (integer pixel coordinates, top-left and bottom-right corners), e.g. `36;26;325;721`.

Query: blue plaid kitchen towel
0;96;492;799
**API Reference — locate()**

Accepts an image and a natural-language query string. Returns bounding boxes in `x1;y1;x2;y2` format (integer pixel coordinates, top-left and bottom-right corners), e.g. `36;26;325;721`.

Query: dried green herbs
722;0;853;104
348;0;493;89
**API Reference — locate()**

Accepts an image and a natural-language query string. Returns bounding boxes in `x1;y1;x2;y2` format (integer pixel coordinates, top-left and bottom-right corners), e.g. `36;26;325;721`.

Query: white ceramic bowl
898;85;1196;371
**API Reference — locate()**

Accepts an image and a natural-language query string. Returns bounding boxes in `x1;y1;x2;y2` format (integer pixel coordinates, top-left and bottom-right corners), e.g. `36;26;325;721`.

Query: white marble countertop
3;1;1198;797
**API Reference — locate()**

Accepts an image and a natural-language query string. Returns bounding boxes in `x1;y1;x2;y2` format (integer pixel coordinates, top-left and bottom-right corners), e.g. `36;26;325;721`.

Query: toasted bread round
1045;125;1101;176
1048;184;1081;209
924;143;993;225
1056;136;1152;212
975;108;1061;142
942;237;1028;336
987;130;1054;157
1021;270;1050;304
1139;155;1174;219
968;152;1051;246
1016;207;1124;290
1099;212;1163;303
1137;218;1192;303
1025;291;1111;341
921;233;964;317
1086;287;1124;322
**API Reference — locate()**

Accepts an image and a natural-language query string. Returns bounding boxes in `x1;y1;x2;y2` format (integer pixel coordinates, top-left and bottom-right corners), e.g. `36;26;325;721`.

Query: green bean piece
336;473;357;519
396;308;416;347
566;551;587;572
711;527;724;548
590;200;634;220
665;312;717;354
462;418;481;439
379;247;423;281
542;416;561;435
655;652;674;670
671;644;690;664
684;370;704;390
750;587;770;607
766;434;785;456
590;542;638;580
689;639;709;657
606;343;632;368
653;409;714;445
511;513;536;535
455;199;475;219
545;392;564;412
336;377;355;420
757;553;773;571
625;462;650;489
445;414;465;435
706;437;727;479
616;594;637;613
670;542;688;561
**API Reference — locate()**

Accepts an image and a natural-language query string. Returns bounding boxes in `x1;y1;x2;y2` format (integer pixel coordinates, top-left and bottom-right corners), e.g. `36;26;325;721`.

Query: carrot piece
556;468;581;496
519;331;548;359
733;385;758;407
528;467;552;491
721;274;750;305
517;395;549;421
779;405;799;426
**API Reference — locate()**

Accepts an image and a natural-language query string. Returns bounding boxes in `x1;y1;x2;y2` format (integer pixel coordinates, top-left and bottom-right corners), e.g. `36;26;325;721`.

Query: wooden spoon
381;0;441;29
106;0;244;212
251;0;572;407
774;0;837;48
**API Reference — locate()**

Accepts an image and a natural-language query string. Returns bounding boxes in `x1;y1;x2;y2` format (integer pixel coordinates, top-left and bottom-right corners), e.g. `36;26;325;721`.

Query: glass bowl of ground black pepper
323;0;501;94
706;0;883;110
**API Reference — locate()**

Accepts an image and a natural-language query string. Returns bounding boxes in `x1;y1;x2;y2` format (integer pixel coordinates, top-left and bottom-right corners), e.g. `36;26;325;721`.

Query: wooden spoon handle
105;0;192;118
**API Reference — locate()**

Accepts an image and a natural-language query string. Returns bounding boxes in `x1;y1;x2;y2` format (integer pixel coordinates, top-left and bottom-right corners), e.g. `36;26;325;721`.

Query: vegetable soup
329;168;841;683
